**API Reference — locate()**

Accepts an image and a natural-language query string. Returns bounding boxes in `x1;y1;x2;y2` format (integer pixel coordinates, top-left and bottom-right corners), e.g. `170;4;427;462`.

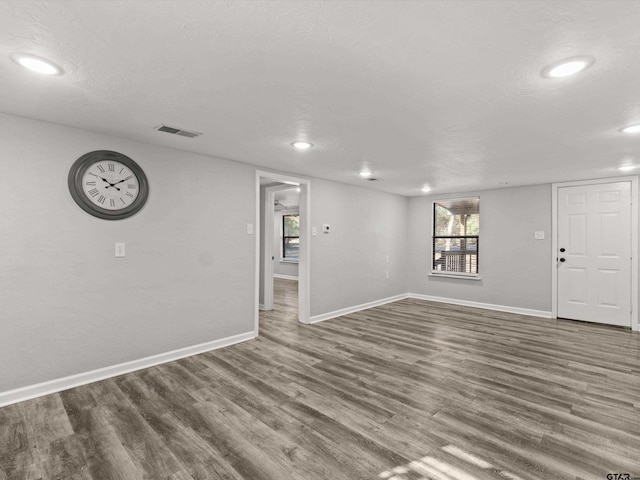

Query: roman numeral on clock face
109;198;115;207
86;181;96;186
98;195;106;204
108;163;115;172
97;165;105;173
88;188;99;197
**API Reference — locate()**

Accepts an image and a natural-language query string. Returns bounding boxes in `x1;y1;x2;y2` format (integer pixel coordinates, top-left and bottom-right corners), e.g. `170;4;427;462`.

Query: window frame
431;197;480;278
281;213;300;262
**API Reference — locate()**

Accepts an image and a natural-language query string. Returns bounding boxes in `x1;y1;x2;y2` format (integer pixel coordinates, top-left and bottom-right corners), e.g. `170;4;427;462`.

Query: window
282;214;300;261
432;197;479;275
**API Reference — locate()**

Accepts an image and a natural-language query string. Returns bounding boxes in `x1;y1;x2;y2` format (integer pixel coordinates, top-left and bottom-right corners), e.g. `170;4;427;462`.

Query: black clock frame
68;150;149;220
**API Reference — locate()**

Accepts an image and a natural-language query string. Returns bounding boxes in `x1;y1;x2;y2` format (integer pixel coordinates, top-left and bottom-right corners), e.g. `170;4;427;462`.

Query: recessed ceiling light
618;165;637;172
542;56;593;78
421;185;431;193
359;169;372;178
10;53;63;75
620;124;640;134
292;141;312;150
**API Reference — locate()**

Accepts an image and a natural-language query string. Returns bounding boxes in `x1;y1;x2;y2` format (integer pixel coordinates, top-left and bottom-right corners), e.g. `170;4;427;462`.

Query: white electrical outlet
322;224;330;234
115;242;125;258
534;231;545;240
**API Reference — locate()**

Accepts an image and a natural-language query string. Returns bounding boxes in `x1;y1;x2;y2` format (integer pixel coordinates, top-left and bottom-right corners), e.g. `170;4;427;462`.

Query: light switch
115;242;125;257
312;226;317;236
534;231;545;240
247;223;254;235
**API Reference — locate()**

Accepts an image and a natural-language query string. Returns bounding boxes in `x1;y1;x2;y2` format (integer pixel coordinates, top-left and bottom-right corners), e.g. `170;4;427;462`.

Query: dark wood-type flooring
1;278;639;479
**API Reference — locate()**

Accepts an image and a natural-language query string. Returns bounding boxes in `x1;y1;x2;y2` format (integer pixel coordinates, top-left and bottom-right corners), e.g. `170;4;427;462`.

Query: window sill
429;272;482;281
280;259;299;264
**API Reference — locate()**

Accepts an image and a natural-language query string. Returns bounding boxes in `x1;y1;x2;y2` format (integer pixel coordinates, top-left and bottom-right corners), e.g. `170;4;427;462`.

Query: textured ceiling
274;188;300;210
1;0;640;196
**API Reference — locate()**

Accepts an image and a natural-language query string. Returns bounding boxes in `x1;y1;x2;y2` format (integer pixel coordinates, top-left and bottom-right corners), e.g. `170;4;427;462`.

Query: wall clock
68;150;149;220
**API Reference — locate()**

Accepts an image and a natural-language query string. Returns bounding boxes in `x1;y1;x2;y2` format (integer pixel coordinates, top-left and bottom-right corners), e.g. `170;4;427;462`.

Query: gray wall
0;113;256;392
274;260;299;277
407;184;552;312
310;179;409;316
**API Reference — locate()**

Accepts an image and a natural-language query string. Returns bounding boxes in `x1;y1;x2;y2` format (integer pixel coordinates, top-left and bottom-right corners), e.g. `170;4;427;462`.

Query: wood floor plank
0;402;46;480
1;278;639;479
93;380;186;479
61;386;145;480
115;372;242;480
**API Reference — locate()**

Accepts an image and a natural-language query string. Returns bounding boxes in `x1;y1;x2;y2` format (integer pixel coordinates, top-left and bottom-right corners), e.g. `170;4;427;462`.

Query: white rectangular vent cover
154;124;202;138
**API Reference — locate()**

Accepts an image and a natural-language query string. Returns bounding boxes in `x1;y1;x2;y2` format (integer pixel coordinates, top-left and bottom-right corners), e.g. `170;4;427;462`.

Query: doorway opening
254;171;310;333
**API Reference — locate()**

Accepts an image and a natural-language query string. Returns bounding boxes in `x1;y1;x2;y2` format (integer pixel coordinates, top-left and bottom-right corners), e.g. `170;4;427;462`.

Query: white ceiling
274;188;300;210
2;1;640;196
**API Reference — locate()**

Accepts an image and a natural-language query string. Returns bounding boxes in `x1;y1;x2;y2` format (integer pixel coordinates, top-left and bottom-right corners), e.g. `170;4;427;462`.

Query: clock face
81;160;140;210
69;151;149;220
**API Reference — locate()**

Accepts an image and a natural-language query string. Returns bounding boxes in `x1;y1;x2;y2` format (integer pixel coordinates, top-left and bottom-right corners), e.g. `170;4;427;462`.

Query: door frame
254;170;311;331
551;176;639;332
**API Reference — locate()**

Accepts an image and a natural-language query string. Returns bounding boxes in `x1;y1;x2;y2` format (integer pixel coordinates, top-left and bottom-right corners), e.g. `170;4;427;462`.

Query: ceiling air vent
154;124;202;138
367;177;383;182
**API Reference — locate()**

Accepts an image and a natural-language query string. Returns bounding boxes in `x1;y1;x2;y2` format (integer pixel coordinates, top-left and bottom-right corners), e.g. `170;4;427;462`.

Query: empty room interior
1;1;640;479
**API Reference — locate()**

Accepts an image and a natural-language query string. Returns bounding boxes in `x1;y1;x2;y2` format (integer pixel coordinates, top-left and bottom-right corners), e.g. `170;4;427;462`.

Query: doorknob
559;258;566;262
559;248;565;252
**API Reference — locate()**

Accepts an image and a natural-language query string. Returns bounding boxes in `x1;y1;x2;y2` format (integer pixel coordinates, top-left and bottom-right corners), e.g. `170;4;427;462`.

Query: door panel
568;214;587;254
557;182;631;327
599;214;620;255
597;270;618;307
567;268;587;304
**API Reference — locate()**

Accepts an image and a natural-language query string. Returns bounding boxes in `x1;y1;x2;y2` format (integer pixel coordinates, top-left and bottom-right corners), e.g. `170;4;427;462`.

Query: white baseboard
273;274;298;281
0;330;257;409
408;293;552;318
310;294;409;324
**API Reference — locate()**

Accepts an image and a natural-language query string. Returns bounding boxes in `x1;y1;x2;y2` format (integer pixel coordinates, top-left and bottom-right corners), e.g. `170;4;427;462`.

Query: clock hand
111;175;134;186
88;172;111;184
88;173;121;190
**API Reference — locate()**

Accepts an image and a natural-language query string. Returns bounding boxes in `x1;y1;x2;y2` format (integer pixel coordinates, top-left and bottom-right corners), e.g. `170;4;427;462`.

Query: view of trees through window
282;214;300;260
432;197;479;274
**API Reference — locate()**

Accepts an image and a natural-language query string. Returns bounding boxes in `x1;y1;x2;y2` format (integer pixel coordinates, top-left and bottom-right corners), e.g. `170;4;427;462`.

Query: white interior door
557;181;632;327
